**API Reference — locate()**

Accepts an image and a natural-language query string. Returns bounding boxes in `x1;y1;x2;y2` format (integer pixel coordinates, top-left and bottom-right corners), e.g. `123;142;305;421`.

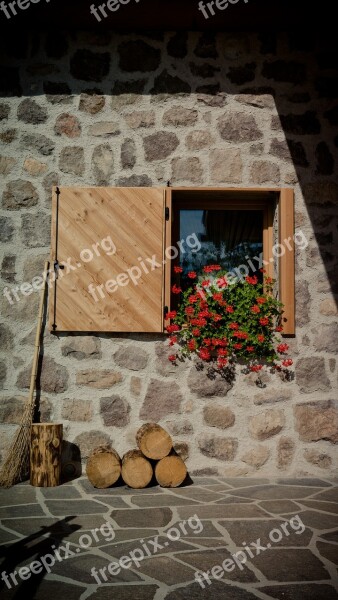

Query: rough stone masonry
0;31;337;477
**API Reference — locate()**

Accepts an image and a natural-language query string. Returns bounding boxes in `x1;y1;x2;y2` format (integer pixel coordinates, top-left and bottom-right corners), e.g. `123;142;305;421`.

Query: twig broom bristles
0;261;49;488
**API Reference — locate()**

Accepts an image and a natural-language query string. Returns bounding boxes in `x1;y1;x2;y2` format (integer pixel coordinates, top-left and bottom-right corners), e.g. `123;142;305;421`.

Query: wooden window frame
165;187;295;336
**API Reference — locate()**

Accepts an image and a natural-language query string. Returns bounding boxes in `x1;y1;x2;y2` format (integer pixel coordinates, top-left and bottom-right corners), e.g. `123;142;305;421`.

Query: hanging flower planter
166;265;293;385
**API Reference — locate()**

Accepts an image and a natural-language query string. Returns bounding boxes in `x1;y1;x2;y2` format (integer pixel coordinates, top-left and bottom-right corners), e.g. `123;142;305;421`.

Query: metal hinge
165;207;170;221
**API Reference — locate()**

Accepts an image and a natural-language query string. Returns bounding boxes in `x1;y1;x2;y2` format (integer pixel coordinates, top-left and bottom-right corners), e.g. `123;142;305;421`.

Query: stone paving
0;476;337;599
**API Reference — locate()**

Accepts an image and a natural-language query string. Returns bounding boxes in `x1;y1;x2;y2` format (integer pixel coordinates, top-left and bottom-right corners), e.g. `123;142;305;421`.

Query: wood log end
136;423;172;460
121;449;153;489
86;446;121;489
155;455;187;488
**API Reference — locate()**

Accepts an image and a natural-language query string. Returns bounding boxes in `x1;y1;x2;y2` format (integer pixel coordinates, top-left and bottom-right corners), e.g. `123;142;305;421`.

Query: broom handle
28;261;49;413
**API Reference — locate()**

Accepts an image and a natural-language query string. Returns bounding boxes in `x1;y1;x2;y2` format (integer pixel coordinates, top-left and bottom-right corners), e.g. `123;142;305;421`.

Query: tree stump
30;423;63;487
121;450;153;489
86;446;121;489
155;454;187;488
136;423;172;460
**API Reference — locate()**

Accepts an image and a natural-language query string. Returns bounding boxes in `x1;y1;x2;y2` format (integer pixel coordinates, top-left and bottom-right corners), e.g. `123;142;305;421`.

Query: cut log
155;455;187;488
30;423;63;487
121;450;153;489
136;423;172;460
86;446;121;489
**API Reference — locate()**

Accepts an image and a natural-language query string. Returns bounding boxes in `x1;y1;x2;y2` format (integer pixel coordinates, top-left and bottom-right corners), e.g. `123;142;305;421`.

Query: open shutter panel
49;187;166;332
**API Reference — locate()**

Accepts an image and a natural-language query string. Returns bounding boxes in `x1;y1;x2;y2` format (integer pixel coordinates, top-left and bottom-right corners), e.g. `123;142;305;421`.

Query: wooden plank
164;188;172;315
279;189;295;335
49;187;165;332
263;204;274;280
169;187;282;192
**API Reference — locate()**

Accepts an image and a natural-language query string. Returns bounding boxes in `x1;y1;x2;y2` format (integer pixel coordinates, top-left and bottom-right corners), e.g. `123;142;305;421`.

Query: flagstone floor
0;476;337;599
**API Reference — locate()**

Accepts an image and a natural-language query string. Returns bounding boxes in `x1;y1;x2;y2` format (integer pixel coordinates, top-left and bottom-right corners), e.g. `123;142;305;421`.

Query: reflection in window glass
179;210;263;289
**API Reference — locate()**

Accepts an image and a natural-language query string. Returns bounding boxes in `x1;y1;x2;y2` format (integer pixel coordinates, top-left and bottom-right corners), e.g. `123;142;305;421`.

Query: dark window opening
178;208;264;291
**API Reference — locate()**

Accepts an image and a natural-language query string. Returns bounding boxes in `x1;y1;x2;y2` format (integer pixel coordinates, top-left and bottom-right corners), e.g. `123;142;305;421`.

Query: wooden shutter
279;188;295;335
49;187;166;332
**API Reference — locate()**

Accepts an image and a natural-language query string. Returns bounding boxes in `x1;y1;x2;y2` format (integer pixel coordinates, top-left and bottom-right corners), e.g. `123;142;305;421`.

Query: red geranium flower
217;276;228;288
246;275;258;285
188;271;197;279
246;346;254;352
192;328;201;337
229;323;239;330
203;264;221;273
259;317;269;326
199;347;211;361
251;305;260;314
234;343;243;350
277;343;289;354
167;310;177;319
168;354;176;362
172;284;182;294
189;295;199;304
212;314;222;322
233;331;248;340
217;348;228;357
188;339;197;351
250;364;263;372
275;326;284;332
191;317;207;327
257;334;265;343
174;266;183;273
213;293;223;302
226;306;234;313
282;358;293;367
166;324;180;334
169;336;177;346
185;306;194;315
201;279;210;287
217;357;228;368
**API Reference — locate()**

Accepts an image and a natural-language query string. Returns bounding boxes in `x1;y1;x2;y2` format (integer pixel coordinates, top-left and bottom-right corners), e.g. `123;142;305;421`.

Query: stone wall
0;31;337;477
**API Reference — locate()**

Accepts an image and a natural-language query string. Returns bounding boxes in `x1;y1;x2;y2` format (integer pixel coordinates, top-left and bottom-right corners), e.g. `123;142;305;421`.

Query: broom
0;261;50;488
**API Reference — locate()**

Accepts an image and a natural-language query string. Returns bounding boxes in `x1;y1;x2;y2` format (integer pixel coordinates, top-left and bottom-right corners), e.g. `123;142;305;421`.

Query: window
49;186;294;335
166;188;295;335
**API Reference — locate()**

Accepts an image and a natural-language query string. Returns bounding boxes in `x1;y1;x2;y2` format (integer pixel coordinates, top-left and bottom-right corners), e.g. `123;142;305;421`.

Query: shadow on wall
0;29;337;308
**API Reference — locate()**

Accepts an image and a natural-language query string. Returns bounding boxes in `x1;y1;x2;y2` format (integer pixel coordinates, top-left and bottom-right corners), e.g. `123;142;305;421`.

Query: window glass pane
179;209;263;289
